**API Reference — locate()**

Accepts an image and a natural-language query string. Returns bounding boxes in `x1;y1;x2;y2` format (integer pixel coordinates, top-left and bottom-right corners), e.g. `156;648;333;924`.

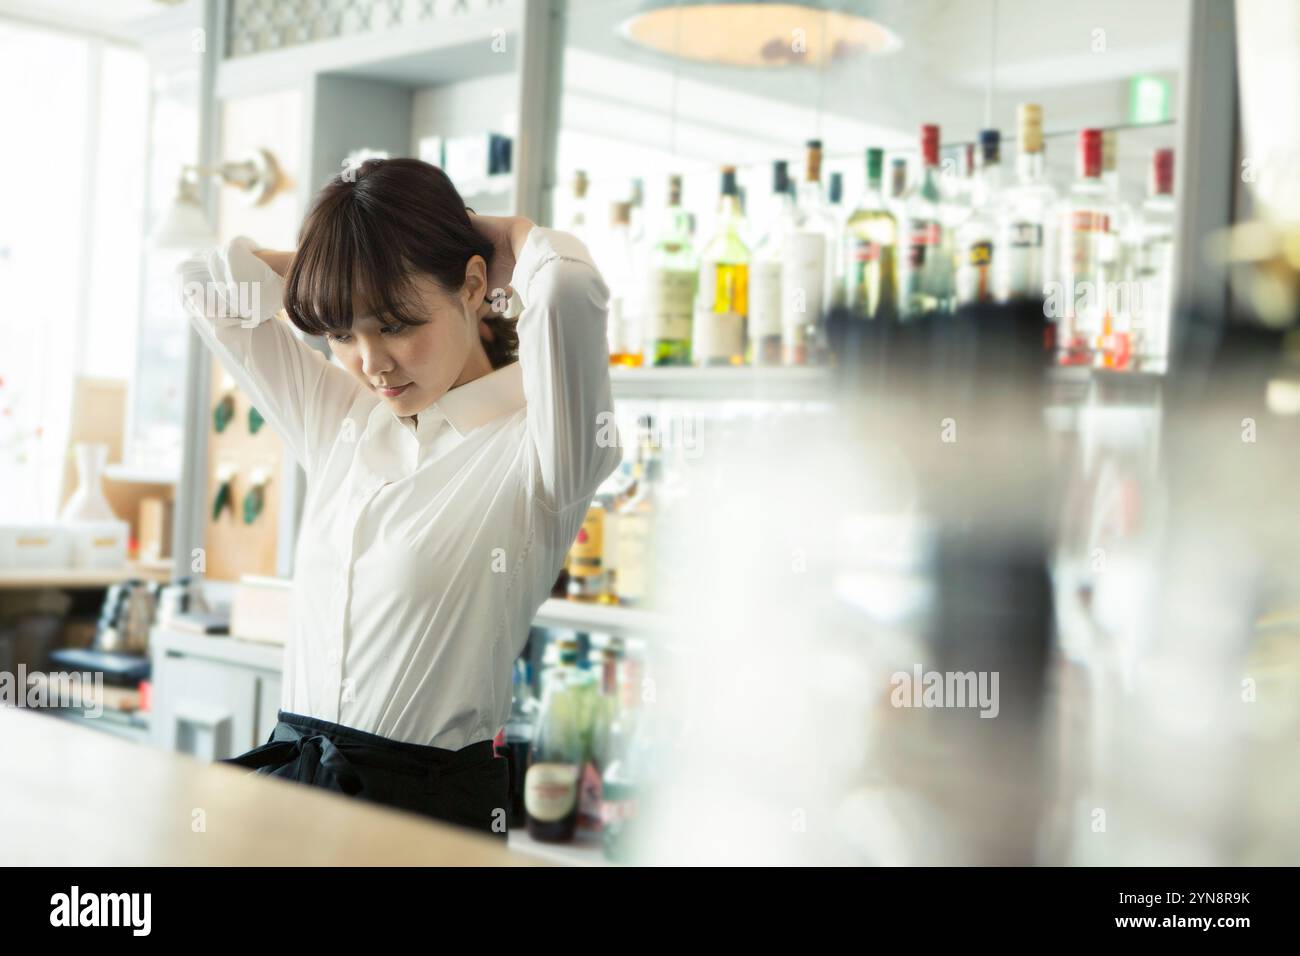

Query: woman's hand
468;213;535;319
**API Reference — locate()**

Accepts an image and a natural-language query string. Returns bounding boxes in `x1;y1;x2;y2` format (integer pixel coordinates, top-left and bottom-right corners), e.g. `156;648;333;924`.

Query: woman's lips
376;383;411;398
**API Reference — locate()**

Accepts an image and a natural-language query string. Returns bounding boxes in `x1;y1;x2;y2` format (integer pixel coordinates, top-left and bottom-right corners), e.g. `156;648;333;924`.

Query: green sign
1130;75;1172;125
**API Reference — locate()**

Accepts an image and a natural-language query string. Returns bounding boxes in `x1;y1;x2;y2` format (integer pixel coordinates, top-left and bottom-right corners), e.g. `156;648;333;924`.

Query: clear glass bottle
1056;128;1116;365
604;200;644;368
996;104;1058;319
843;147;898;324
782;139;835;365
566;170;590;245
600;655;651;863
748;160;795;366
827;170;849;317
693;166;749;366
644;174;698;367
1097;129;1137;369
614;455;661;607
955;129;1003;307
1136;148;1176;369
898;124;954;319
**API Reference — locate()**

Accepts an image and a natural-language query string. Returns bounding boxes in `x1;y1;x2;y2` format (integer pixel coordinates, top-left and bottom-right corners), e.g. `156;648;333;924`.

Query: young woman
180;158;620;839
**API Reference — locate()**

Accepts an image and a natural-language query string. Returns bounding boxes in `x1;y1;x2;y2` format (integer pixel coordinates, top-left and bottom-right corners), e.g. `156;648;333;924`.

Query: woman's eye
327;332;352;344
380;325;404;336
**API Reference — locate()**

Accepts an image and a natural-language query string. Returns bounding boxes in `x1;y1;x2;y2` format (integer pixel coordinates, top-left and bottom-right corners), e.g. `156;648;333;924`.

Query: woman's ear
463;254;488;311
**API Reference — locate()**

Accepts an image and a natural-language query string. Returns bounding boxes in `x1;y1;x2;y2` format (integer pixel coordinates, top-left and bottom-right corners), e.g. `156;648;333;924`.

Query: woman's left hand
468;213;534;319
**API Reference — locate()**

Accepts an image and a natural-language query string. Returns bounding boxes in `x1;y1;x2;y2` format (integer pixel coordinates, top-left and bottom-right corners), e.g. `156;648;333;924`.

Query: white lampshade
152;182;218;251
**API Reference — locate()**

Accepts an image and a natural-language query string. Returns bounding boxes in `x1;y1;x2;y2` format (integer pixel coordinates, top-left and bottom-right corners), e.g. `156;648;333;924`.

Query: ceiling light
619;1;902;68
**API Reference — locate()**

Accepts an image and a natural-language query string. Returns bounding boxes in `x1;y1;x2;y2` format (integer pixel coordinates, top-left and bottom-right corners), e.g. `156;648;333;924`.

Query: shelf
104;464;178;485
609;365;832;402
507;826;610;867
217;2;523;98
0;562;173;590
532;598;667;639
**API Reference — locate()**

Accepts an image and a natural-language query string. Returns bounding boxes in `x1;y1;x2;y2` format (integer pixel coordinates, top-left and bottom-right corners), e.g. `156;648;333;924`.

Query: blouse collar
391;360;525;440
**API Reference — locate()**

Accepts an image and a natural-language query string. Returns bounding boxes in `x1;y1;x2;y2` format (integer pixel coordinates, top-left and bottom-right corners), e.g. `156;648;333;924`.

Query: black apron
221;710;509;840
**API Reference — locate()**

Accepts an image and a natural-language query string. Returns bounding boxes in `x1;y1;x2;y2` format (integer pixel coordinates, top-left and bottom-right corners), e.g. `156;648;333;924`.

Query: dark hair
283;157;518;370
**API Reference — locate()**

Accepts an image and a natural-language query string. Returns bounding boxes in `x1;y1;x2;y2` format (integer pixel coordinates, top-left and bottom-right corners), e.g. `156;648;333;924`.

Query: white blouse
180;226;620;749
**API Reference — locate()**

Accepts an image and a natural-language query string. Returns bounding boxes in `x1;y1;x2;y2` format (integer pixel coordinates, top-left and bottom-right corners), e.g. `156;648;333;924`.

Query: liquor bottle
782;139;835;365
843;147;898;324
955;130;1003;307
1056;128;1116;365
889;157;909;202
1094;129;1134;368
566;502;607;601
503;657;538;828
1136;148;1176;369
605;201;644;368
942;142;976;235
577;638;621;830
749;160;795;366
614;455;661;607
601;656;650;863
566;170;590;243
898;124;954;319
827;171;849;317
693;166;749;366
995;104;1058;320
644;175;698;367
524;641;584;842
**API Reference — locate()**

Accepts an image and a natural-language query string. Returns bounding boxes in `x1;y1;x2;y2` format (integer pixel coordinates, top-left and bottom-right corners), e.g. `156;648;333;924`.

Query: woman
179;158;620;839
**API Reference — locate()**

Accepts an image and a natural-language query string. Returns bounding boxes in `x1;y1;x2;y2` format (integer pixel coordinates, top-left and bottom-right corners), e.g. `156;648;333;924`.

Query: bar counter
0;706;540;866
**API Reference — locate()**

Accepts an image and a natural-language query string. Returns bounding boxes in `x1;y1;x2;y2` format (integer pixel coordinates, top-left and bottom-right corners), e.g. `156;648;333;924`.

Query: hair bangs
283;189;428;337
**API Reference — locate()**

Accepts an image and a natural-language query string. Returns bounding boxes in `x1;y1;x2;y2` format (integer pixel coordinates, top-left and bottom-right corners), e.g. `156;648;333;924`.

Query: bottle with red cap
898;123;955;319
1136;148;1176;368
1055;128;1117;365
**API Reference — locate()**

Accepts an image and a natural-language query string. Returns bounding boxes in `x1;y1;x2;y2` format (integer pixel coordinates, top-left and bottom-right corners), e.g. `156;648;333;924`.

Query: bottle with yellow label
566;503;607;602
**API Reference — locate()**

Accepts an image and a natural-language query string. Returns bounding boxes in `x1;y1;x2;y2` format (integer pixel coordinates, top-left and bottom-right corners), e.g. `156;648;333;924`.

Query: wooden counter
0;705;542;866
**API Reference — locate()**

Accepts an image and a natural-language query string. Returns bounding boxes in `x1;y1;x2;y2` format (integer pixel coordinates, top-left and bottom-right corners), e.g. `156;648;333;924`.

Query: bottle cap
1017;104;1043;154
772;159;790;195
978;129;1001;165
1151;148;1175;195
866;147;884;186
805;139;823;183
920;124;940;167
1078;129;1103;179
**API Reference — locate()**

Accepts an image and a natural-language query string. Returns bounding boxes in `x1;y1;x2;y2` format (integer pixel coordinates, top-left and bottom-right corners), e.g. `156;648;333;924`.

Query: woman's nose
359;339;393;377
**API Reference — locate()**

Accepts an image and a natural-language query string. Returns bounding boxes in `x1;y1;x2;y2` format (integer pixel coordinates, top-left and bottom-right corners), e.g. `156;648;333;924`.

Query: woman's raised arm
178;236;363;476
503;222;622;512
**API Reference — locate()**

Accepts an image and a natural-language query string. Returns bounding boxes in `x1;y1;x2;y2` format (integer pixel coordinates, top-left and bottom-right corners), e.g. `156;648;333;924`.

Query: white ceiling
0;0;177;39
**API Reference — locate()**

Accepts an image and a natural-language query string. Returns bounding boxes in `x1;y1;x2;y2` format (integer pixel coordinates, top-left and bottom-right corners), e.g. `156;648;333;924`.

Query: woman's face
326;262;492;418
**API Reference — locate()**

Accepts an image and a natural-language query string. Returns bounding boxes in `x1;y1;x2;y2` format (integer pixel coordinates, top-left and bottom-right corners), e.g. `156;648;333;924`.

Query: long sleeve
510;226;622;511
178;236;363;475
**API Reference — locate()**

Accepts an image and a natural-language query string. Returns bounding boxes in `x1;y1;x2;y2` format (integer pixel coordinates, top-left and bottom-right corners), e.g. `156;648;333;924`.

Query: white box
67;520;129;569
0;524;71;570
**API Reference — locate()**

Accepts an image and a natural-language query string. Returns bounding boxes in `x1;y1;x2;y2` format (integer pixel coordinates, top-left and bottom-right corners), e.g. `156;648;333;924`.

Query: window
0;20;149;519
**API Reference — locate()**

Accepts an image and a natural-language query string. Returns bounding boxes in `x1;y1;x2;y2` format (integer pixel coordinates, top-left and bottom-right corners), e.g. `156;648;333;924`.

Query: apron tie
222;724;364;795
